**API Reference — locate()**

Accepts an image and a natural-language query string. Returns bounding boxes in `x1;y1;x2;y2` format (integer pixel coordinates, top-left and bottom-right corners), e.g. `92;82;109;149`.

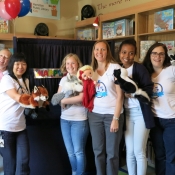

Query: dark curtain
13;37;97;100
13;37;115;101
13;37;115;175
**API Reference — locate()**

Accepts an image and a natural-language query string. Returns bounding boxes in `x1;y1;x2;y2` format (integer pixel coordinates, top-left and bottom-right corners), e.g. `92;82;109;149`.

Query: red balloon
0;2;12;20
5;0;21;19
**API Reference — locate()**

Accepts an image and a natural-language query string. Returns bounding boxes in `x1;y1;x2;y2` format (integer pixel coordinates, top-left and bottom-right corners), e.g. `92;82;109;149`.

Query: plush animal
51;73;83;109
168;47;175;65
19;85;50;119
113;68;150;104
19;85;49;108
77;65;95;112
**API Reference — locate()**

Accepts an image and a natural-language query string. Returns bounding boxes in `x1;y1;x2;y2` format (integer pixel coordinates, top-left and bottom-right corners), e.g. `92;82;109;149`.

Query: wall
11;0;79;38
11;0;155;38
78;0;154;18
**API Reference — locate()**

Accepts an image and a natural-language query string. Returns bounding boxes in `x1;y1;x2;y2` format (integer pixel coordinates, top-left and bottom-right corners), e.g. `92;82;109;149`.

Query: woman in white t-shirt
119;39;154;175
143;42;175;175
57;53;89;175
0;53;30;175
88;40;124;175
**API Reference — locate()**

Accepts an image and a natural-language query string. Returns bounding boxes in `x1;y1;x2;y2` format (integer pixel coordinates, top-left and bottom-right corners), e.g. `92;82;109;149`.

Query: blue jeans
150;117;175;175
0;129;30;175
60;119;89;175
125;107;150;175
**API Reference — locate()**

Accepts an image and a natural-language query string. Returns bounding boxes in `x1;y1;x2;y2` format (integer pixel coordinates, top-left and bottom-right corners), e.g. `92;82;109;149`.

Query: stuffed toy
168;47;175;65
77;65;95;112
51;73;83;109
113;68;150;104
19;85;50;119
19;85;49;108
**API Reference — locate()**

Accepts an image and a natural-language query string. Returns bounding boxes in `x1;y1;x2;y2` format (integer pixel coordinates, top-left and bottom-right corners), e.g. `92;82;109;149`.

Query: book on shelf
158;40;174;50
0;19;9;33
77;29;84;40
129;19;135;35
146;140;155;168
114;41;122;63
139;40;156;62
77;28;95;40
8;48;14;54
94;27;98;40
154;8;174;32
83;28;95;40
0;44;5;51
102;22;115;39
114;19;129;37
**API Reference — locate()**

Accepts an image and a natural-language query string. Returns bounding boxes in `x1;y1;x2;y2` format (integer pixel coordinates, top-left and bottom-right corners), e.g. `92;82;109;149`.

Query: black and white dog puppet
168;47;175;65
113;67;150;104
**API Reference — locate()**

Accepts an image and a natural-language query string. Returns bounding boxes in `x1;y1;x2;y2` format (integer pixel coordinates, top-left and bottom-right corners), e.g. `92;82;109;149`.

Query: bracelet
113;116;119;121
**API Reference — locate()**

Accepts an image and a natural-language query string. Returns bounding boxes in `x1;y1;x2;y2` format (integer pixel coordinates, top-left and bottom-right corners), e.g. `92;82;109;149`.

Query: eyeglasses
151;52;165;58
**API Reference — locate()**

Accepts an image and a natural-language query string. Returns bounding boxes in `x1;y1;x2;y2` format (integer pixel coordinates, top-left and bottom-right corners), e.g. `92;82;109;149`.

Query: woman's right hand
125;93;134;98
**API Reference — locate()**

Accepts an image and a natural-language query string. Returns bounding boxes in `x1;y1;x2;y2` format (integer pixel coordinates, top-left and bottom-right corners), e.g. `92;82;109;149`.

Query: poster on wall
27;0;60;20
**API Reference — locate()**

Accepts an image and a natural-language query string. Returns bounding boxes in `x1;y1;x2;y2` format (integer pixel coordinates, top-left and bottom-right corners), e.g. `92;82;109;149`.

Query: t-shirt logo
152;83;164;99
95;80;107;98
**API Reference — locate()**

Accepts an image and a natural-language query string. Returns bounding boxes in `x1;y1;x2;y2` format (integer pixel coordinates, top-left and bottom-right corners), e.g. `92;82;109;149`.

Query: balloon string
13;19;16;36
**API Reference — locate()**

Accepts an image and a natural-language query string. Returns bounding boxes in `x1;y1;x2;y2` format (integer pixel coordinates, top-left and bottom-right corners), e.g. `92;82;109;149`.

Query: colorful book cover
154;8;174;32
77;29;84;40
158;41;174;50
139;40;156;62
102;22;115;39
83;28;94;40
114;41;122;63
0;19;9;33
114;19;129;37
0;44;5;50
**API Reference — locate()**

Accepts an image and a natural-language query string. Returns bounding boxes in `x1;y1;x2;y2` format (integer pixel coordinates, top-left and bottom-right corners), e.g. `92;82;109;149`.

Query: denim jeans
125;107;150;175
60;119;89;175
150;117;175;175
88;112;124;175
0;129;30;175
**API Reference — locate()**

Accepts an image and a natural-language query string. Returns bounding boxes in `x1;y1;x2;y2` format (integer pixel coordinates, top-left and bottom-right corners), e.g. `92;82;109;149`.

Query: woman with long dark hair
0;53;30;175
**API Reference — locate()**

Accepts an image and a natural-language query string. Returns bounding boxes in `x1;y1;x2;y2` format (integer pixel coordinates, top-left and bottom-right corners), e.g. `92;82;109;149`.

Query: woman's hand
110;119;119;133
60;99;66;109
125;93;134;98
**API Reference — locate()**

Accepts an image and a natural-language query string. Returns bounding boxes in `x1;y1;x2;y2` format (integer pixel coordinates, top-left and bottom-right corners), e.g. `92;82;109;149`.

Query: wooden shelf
75;0;175;61
138;29;175;36
0;33;74;41
0;33;14;41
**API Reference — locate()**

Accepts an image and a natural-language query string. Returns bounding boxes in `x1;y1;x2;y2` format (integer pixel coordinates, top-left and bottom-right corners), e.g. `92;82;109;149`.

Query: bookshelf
75;0;175;168
75;0;175;61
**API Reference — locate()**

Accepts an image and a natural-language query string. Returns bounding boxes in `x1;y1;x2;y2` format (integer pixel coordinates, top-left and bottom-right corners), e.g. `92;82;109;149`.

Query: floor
0;155;155;175
120;164;155;175
119;155;156;175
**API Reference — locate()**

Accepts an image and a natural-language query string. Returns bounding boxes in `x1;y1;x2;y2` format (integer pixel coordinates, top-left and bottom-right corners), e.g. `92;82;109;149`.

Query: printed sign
34;68;63;78
27;0;60;20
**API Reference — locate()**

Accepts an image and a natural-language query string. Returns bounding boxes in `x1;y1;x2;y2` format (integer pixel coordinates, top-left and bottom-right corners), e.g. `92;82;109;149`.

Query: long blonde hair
60;53;83;74
91;40;116;71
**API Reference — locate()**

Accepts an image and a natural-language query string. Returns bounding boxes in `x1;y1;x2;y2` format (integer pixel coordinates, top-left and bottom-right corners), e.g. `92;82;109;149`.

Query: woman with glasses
143;42;175;175
0;53;30;175
118;39;155;175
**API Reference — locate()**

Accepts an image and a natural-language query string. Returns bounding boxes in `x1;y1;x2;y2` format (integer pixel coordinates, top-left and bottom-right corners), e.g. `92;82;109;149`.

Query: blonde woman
57;53;89;175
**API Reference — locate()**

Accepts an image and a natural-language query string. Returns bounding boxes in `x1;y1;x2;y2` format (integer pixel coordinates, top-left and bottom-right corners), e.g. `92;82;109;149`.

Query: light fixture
93;17;99;27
